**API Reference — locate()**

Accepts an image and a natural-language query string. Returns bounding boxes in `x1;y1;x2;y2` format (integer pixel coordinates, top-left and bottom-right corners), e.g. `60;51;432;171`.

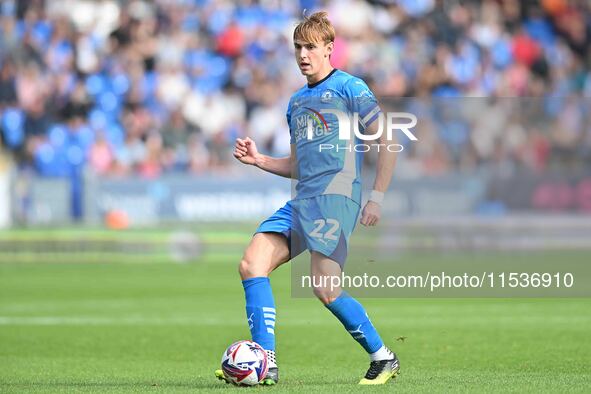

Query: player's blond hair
293;11;335;44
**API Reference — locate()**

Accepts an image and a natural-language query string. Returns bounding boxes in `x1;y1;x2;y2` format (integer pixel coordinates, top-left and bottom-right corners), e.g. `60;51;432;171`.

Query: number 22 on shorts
309;218;340;242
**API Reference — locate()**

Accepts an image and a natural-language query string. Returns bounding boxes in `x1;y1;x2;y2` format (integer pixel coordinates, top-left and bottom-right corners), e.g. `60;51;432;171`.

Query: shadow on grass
0;377;348;391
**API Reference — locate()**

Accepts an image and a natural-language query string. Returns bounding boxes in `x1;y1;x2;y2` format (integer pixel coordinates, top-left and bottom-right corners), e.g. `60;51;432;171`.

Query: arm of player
233;137;297;179
359;121;397;227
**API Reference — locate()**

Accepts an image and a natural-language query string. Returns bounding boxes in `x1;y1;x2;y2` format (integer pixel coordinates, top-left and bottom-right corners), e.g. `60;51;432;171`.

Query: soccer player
215;11;399;385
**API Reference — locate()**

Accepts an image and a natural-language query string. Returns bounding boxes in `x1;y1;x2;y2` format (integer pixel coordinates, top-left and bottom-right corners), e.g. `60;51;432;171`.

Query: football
221;340;268;385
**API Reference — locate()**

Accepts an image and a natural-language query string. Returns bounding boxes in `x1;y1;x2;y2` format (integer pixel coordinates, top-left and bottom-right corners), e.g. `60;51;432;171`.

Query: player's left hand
360;201;381;227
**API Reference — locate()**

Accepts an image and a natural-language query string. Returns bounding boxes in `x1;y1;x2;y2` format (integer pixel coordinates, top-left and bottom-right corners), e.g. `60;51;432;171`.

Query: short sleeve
286;99;295;144
344;78;381;132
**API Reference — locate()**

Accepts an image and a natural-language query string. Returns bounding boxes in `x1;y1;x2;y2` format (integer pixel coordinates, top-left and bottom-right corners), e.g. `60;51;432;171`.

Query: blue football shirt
287;69;381;205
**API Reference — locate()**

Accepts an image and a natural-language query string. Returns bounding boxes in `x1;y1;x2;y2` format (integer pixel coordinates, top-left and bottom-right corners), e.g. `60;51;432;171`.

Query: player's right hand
233;137;259;165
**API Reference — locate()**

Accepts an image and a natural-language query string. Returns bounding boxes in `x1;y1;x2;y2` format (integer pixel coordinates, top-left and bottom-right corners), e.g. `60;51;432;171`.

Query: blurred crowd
0;0;590;179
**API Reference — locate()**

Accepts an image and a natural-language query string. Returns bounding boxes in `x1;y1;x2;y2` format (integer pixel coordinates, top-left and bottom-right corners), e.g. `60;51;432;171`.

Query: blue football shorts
255;194;360;267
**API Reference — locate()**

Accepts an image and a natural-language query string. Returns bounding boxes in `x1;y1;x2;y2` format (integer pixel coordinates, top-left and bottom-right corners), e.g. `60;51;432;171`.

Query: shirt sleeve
344;78;381;133
287;98;295;144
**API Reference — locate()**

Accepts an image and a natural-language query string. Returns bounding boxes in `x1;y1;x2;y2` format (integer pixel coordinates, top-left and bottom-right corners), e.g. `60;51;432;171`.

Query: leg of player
215;232;290;386
310;252;400;385
240;232;290;385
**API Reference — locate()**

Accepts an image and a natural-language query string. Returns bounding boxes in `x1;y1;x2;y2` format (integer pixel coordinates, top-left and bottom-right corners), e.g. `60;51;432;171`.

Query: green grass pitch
0;251;590;393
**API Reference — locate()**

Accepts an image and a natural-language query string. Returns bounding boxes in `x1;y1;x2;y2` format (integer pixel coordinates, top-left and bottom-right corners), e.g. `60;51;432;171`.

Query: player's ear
325;41;334;58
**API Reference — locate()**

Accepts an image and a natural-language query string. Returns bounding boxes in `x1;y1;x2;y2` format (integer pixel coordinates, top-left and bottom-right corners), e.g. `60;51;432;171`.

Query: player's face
294;40;332;77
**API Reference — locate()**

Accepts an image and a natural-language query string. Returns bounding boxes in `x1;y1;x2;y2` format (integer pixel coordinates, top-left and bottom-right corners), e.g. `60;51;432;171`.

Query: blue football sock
325;291;383;354
242;277;276;351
